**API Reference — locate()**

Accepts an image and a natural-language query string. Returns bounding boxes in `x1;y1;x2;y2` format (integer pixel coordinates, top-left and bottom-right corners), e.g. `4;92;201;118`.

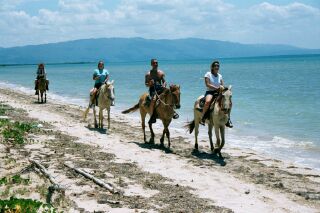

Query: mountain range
1;37;319;64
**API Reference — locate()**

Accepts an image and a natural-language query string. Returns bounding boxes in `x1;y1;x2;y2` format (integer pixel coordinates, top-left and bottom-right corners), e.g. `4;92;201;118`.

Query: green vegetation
0;197;55;213
0;120;33;144
0;175;30;186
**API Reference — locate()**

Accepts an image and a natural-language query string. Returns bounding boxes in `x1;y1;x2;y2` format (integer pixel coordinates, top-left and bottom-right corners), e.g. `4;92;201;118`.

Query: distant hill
0;37;319;64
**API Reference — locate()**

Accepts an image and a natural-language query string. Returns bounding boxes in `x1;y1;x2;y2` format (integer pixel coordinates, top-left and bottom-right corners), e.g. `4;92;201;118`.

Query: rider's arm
161;72;166;87
205;77;220;90
145;73;152;87
93;71;99;81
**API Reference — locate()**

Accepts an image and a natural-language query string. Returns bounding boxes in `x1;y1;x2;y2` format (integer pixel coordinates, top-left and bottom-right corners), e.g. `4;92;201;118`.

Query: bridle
154;85;179;109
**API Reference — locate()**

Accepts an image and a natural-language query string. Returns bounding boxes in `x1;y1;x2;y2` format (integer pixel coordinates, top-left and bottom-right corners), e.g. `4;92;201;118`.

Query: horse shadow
33;101;46;104
85;126;107;134
191;149;227;166
129;141;173;154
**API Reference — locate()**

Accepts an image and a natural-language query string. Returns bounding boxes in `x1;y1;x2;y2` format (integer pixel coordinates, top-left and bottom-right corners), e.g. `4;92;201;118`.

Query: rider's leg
200;94;213;125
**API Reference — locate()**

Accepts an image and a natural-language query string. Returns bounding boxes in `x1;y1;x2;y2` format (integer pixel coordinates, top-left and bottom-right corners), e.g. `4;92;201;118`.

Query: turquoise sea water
1;54;320;169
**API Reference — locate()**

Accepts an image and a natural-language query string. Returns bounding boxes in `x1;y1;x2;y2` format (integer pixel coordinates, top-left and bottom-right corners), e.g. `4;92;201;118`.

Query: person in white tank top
200;61;233;128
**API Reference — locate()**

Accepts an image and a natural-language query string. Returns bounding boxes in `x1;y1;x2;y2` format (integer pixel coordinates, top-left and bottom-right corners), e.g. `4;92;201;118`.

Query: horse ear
228;85;232;90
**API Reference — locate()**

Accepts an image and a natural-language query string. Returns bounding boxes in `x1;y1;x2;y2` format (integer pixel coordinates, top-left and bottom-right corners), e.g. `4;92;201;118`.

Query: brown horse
122;85;181;148
186;86;232;156
37;78;47;103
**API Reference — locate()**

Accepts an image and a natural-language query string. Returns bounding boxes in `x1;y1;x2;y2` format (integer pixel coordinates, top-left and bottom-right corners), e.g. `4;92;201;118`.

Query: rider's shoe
111;101;115;106
173;111;179;119
226;119;233;128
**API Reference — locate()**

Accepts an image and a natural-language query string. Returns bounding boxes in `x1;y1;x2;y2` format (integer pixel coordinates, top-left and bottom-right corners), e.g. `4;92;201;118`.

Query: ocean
1;54;319;169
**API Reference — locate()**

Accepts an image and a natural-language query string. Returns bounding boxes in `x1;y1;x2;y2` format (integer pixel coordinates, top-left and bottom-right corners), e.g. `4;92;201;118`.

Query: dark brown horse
122;85;181;148
37;78;47;103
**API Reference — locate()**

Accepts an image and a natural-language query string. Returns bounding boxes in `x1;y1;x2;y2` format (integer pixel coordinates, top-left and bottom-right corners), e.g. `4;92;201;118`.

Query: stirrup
173;112;179;119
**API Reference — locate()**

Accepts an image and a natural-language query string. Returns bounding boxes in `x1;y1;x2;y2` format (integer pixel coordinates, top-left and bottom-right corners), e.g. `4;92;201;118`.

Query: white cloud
0;0;319;48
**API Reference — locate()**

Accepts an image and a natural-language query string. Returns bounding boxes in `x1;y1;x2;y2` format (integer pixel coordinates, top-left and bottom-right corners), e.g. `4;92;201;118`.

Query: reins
154;85;175;108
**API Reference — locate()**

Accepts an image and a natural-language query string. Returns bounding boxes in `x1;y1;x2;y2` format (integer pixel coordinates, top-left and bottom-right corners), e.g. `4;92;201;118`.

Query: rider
145;59;179;124
34;63;49;95
200;61;233;128
91;61;113;106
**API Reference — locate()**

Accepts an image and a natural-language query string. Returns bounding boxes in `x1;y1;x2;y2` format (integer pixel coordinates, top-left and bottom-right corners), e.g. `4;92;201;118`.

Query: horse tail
122;103;139;114
83;106;90;121
184;120;195;134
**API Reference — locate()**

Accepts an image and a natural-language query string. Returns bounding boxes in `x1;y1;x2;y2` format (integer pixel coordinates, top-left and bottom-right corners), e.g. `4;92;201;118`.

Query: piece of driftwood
64;163;116;193
29;159;65;203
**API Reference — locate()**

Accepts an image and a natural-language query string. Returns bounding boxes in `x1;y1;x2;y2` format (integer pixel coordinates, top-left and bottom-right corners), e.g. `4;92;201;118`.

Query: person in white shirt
200;61;233;127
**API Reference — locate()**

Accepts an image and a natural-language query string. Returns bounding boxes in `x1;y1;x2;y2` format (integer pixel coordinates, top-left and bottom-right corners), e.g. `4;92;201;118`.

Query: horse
83;81;115;129
37;78;47;103
186;86;232;156
122;85;181;148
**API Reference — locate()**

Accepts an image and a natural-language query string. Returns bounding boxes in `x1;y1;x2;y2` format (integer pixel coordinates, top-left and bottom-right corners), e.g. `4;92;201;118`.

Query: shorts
149;85;164;97
204;90;219;98
94;82;103;89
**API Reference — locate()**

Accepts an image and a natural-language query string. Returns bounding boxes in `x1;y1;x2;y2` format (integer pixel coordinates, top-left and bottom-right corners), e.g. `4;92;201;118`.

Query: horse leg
99;108;103;129
166;125;171;148
107;108;110;129
214;126;221;153
148;121;155;144
219;126;226;151
140;109;147;143
93;106;98;128
208;121;214;152
37;92;40;103
194;117;200;150
44;91;46;103
160;128;165;147
41;91;43;103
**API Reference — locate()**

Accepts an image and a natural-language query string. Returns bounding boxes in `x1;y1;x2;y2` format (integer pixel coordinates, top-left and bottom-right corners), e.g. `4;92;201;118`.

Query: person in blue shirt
91;61;112;105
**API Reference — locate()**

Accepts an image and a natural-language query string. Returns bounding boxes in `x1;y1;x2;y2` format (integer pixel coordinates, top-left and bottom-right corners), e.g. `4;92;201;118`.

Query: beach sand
0;87;319;212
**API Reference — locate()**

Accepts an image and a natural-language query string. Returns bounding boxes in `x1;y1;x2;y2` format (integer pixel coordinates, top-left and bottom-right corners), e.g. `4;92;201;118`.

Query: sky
0;0;319;48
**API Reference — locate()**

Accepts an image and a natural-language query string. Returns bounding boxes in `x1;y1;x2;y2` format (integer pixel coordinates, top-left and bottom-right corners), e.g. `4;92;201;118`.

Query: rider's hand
219;85;225;91
149;79;154;86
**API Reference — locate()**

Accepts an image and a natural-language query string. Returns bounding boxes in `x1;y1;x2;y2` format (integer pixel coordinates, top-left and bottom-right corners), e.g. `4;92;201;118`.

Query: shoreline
0;86;320;212
0;81;319;171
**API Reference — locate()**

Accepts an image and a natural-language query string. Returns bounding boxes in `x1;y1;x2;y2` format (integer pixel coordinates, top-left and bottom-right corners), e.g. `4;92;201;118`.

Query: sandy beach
0;87;319;213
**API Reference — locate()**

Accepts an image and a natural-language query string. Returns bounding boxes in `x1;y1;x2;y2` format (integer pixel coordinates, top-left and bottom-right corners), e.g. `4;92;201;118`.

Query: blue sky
1;0;319;48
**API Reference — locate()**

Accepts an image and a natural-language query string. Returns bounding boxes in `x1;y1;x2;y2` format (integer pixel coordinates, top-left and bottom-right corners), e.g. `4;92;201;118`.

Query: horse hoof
94;124;98;128
194;144;198;150
149;138;154;144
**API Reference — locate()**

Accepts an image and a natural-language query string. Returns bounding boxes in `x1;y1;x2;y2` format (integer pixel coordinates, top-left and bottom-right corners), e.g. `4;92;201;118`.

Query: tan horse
37;78;47;103
83;81;115;129
186;86;232;156
122;85;181;148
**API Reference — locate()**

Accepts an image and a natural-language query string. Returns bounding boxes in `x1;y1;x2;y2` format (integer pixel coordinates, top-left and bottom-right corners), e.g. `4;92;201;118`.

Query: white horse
83;81;115;129
186;86;232;156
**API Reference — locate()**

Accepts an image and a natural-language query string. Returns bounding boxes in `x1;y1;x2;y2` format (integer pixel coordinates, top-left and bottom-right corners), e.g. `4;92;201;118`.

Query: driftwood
29;159;65;203
64;163;116;193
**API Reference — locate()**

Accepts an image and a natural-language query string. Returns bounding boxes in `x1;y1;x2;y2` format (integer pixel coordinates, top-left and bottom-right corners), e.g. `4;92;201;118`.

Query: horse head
105;80;115;102
169;84;181;109
219;85;232;114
